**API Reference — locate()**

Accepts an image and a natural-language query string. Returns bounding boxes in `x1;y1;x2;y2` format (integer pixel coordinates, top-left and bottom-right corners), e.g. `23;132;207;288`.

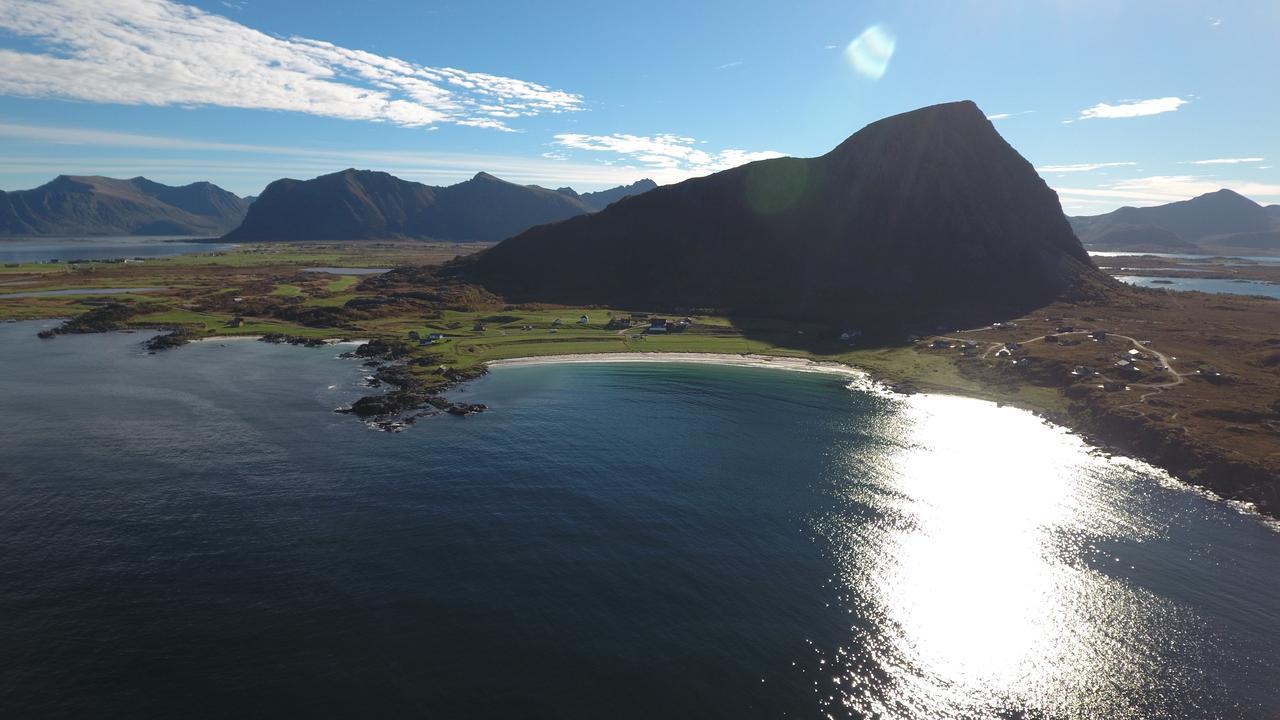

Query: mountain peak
454;101;1098;328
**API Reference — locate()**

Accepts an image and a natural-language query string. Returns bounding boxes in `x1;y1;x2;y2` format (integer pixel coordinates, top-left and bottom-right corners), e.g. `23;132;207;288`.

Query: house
1102;381;1127;392
578;315;589;325
1005;342;1023;351
1043;334;1059;344
227;316;245;328
648;318;668;333
1090;330;1108;341
1056;325;1074;333
427;333;444;341
930;339;952;349
1071;365;1093;377
552;318;563;326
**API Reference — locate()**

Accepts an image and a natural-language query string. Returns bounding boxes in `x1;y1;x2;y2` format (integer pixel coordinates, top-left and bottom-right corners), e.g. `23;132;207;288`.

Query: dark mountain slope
224;170;653;243
448;101;1101;328
0;176;249;236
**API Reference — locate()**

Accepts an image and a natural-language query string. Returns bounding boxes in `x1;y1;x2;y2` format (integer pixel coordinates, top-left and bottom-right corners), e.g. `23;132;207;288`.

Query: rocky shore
336;338;488;430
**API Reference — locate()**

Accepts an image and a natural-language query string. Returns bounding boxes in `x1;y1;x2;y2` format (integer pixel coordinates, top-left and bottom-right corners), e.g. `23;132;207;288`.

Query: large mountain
557;179;658;211
224;170;655;243
0;176;249;236
1070;189;1280;252
448;101;1102;328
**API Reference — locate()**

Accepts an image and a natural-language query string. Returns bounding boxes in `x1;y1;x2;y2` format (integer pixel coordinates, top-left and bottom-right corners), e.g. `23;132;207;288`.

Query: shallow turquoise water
0;321;1276;718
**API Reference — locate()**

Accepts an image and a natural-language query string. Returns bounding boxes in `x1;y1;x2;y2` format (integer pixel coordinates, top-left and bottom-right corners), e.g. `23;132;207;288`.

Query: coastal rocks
352;338;413;360
259;332;327;347
335;353;489;428
37;303;136;338
144;329;192;352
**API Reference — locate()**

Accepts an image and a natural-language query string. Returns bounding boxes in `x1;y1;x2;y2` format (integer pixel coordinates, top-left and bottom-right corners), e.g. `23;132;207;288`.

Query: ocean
1;321;1277;718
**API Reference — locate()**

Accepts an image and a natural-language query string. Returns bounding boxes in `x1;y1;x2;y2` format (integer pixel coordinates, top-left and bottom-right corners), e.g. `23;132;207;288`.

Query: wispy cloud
716;60;744;70
552;133;784;178
1036;161;1136;174
1184;157;1265;165
1208;16;1223;27
986;110;1033;121
1078;96;1188;120
0;0;582;131
1054;175;1280;207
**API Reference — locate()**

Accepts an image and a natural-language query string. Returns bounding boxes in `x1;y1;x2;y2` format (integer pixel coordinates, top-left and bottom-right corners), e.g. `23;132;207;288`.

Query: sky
0;0;1277;214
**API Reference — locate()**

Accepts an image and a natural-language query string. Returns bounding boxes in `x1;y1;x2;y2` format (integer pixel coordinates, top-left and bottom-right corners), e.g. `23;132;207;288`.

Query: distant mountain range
1069;189;1280;253
0;176;250;237
223;171;656;243
556;179;658;211
447;101;1103;328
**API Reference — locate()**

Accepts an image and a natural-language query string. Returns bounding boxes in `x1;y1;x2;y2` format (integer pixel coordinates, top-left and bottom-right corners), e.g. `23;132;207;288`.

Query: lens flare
845;25;896;80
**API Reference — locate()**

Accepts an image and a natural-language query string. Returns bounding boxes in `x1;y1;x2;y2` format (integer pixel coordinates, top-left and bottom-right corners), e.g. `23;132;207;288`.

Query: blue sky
0;0;1277;213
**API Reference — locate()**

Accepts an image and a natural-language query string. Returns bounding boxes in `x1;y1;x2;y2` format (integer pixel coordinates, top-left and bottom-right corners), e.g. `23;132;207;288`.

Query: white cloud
1078;96;1188;120
0;0;582;131
986;110;1033;121
1036;161;1136;174
1185;157;1265;165
552;132;784;181
717;60;744;70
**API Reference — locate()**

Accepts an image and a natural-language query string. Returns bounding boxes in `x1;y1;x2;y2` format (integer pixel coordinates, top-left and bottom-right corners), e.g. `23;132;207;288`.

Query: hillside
0;176;249;236
447;101;1104;329
1070;189;1280;253
224;170;654;243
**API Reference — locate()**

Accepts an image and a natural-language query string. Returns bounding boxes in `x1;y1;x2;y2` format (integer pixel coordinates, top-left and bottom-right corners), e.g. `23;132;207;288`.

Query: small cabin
1090;330;1109;341
648;318;668;333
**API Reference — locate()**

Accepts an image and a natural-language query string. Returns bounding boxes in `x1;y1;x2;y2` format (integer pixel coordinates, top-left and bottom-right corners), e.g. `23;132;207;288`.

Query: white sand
487;352;873;381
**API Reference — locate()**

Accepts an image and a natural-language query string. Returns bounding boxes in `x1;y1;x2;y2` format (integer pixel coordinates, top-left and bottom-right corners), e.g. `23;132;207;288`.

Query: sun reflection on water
813;393;1215;718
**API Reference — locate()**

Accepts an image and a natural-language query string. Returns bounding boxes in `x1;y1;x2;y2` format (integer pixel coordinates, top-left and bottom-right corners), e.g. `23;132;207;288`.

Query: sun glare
845;25;897;81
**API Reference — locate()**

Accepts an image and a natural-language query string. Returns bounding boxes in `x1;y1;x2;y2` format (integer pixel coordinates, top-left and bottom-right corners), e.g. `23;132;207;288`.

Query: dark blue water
1;322;1277;719
0;237;231;263
1115;274;1280;299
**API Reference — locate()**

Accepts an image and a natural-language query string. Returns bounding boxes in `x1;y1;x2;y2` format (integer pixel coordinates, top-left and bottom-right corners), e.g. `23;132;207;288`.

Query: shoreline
487;352;872;379
485;349;1277;522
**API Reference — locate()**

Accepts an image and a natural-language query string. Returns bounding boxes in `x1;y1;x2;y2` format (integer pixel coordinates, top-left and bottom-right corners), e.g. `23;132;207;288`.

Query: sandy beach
487;352;873;381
